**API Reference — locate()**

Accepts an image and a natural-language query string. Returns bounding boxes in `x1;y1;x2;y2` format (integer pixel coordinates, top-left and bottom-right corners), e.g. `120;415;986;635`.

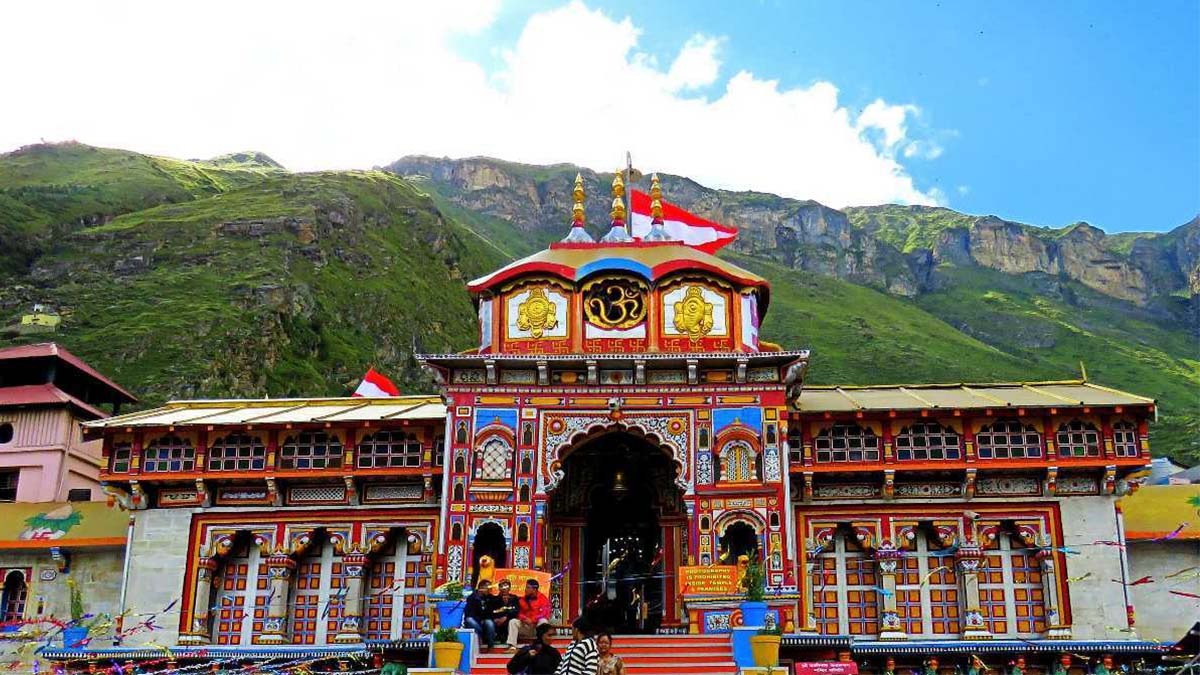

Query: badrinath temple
19;174;1187;674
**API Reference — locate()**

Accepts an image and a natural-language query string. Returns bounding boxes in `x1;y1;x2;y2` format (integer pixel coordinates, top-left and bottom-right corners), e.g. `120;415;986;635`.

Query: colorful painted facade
59;178;1170;670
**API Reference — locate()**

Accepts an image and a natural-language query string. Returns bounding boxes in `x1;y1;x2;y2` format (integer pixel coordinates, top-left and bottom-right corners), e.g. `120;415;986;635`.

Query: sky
1;1;1196;232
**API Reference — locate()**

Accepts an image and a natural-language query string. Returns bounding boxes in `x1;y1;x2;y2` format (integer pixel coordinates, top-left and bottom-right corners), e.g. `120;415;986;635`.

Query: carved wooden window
474;436;513;482
979;532;1046;636
814;424;880;463
975;419;1042;459
1056;420;1100;457
1112;421;1139;457
110;441;133;473
895;422;961;461
143;435;196;472
1;570;28;624
358;430;422;469
811;531;879;637
895;529;960;637
720;441;759;482
787;424;803;464
290;539;344;645
207;434;266;472
279;431;343;470
433;435;446;467
212;541;269;645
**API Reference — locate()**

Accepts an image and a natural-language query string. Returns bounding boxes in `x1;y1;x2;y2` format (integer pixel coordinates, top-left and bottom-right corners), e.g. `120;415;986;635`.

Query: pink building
0;344;136;503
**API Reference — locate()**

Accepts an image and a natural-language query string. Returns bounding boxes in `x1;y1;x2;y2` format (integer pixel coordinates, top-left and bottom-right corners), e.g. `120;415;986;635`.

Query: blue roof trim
576;258;654;281
849;640;1167;654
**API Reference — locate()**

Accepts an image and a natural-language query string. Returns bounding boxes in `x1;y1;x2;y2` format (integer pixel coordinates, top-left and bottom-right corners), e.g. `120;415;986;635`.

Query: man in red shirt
505;579;552;650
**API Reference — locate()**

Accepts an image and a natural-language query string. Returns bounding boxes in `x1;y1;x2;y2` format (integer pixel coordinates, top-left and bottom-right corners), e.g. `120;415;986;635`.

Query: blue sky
2;1;1195;233
460;1;1199;232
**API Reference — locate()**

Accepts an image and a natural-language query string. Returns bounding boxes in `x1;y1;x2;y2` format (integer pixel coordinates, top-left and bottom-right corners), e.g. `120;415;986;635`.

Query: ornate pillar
1037;550;1071;638
257;553;296;645
955;543;990;639
875;541;906;640
334;552;369;643
179;557;219;645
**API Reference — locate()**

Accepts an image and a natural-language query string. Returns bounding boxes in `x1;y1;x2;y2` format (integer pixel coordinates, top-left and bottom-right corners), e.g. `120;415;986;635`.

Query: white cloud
957;185;971;196
0;0;943;207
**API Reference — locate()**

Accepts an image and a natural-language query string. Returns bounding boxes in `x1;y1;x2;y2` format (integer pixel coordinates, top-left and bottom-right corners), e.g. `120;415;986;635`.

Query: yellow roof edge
801;379;1087;391
84;395;445;429
1080;381;1157;404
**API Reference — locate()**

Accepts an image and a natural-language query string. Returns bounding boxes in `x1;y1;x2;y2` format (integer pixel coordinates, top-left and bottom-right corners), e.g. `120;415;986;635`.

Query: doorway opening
472;522;507;585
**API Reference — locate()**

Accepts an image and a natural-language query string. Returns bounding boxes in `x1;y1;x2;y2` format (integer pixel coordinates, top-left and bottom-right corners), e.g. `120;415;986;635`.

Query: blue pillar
731;626;758;668
457;628;476;672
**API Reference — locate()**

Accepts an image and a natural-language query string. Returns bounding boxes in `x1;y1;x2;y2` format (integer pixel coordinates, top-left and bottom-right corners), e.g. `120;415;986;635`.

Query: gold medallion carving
516;288;559;338
583;278;647;329
672;285;715;338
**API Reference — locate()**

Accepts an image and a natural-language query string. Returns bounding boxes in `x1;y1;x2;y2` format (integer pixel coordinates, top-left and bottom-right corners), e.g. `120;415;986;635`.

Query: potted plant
739;560;769;628
61;579;89;648
750;626;782;668
433;580;465;631
431;627;464;669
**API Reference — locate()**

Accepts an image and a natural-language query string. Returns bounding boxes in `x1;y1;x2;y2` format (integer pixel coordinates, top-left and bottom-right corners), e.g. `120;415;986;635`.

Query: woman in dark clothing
506;623;561;675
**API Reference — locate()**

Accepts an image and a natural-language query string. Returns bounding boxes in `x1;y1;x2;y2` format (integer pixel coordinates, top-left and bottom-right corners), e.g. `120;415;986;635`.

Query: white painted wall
1056;495;1130;640
1128;540;1200;643
121;508;193;646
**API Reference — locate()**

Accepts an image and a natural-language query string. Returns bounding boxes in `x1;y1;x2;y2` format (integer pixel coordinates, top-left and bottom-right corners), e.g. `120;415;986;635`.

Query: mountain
0;143;1195;465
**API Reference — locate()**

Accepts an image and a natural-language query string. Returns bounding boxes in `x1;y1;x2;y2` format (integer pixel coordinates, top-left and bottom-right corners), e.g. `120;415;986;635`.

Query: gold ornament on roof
516;287;559;338
583;278;647;329
673;285;715;338
572;173;586;224
611;171;626;199
610;196;627;222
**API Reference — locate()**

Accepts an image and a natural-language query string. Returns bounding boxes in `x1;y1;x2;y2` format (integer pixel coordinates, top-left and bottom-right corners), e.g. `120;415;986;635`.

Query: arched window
110;441;133;473
452;482;465;501
454;421;469;445
976;419;1041;459
814;424;880;463
520;453;533;475
207;434;266;471
357;430;422;469
518;484;531;501
291;535;343;645
720;441;759;482
2;570;28;624
810;530;879;637
517;523;530;543
143;435;196;472
474;436;513;482
1112;421;1139;457
895;422;961;461
895;527;960;637
1055;420;1100;457
979;529;1046;637
279;431;343;470
212;538;270;645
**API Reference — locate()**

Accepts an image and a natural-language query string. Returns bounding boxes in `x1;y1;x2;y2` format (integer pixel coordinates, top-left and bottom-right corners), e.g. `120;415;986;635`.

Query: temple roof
1119;484;1200;541
82;395;445;432
0;342;137;404
0;383;108;419
794;380;1155;414
467;241;770;311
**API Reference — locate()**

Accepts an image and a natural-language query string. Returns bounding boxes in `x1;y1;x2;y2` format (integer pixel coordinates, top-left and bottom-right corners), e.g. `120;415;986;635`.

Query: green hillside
1;143;1195;465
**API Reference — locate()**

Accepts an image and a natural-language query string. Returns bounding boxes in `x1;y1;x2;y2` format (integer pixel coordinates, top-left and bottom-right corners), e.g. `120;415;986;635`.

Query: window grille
787;424;803;464
432;435;446;467
1055;420;1100;457
0;472;17;502
720;441;758;482
2;570;28;623
110;442;133;473
279;431;343;470
979;532;1046;636
814;424;880;463
291;541;344;645
895;530;960;637
975;420;1042;459
143;435;196;472
474;437;513;481
357;430;422;469
212;543;270;645
1112;421;1139;457
810;532;879;636
207;434;266;471
895;422;961;461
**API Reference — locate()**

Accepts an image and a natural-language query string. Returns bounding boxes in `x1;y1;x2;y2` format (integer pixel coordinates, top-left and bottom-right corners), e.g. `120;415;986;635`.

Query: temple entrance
547;431;685;634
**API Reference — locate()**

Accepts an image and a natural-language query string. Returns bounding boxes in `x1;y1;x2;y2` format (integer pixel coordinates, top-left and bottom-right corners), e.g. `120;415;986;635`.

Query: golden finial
643;171;674;241
610;196;627;222
650;173;662;200
572;173;585;224
611;170;625;199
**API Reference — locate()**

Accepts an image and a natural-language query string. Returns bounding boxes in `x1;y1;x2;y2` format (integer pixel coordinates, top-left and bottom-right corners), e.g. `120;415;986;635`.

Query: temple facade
72;175;1166;670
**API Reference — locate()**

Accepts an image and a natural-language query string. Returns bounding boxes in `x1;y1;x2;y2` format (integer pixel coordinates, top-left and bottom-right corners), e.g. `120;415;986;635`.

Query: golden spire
601;168;632;242
572;173;586;224
650;173;664;221
611;170;626;200
610;196;627;222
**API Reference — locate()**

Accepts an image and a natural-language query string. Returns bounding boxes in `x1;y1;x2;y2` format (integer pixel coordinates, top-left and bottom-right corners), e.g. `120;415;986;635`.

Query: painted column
955;543;990;639
258;553;296;644
180;557;218;644
1037;550;1071;638
334;552;369;643
875;542;906;640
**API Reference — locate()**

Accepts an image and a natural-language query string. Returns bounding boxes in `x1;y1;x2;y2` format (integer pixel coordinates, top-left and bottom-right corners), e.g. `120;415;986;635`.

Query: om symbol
583;280;646;329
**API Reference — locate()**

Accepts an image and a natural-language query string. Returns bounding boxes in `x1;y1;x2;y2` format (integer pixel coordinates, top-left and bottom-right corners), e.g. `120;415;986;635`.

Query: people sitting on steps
505;622;562;675
464;579;498;651
492;579;521;647
506;578;552;650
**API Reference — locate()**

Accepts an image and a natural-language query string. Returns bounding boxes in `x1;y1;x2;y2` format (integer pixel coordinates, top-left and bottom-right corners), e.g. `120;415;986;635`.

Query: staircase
473;633;739;674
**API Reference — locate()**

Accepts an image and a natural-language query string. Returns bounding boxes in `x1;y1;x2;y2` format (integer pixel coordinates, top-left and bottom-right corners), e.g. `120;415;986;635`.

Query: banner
796;663;859;675
678;565;740;595
492;568;552;592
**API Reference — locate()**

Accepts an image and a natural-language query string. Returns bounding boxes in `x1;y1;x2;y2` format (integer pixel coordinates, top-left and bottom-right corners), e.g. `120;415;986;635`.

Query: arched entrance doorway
547;431;685;633
472;522;508;584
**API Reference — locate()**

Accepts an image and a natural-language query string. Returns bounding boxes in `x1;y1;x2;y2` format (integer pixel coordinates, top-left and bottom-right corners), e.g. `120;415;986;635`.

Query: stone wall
1128;539;1200;642
1057;495;1129;640
121;508;193;646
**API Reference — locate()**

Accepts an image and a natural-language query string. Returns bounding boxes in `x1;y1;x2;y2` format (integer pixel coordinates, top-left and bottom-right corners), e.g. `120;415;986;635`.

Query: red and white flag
630;189;737;253
353;368;401;397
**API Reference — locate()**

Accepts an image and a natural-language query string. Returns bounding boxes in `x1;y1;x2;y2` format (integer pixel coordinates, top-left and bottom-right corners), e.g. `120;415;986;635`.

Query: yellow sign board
678;565;739;595
492;568;552;592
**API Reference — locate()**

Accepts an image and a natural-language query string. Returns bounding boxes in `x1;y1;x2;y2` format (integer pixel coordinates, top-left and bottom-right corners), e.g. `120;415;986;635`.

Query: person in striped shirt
553;617;598;675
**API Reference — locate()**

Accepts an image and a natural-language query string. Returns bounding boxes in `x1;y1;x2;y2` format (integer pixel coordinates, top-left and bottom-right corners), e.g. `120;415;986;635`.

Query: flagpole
626;150;633;233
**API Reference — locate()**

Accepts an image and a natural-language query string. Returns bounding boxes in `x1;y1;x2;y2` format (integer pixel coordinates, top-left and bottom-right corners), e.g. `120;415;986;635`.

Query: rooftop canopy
794;380;1155;414
0;342;137;408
